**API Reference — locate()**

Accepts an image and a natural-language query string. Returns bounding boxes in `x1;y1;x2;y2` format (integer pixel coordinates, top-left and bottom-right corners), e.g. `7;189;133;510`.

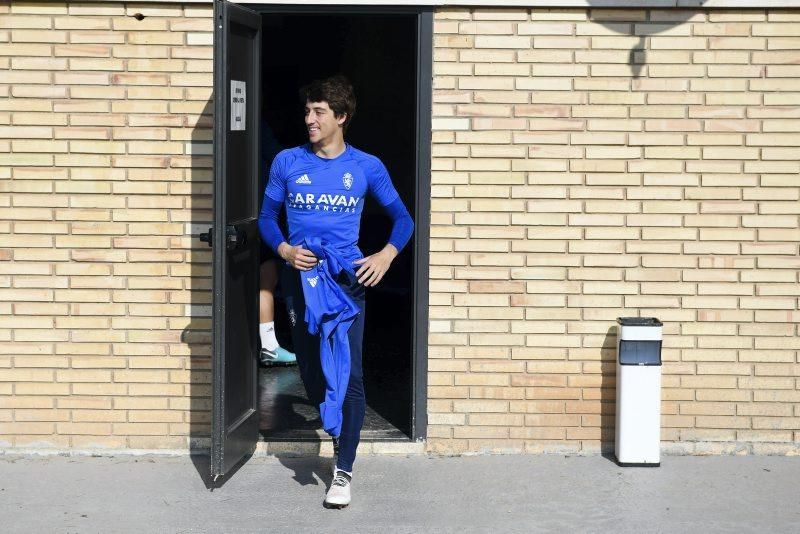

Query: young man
258;75;413;508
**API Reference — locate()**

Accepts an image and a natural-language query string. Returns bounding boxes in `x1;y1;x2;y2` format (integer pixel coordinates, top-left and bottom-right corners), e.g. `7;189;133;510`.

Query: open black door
209;0;261;481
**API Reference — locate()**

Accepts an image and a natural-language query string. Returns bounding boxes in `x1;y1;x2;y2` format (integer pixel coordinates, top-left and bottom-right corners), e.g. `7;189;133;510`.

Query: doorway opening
255;11;425;442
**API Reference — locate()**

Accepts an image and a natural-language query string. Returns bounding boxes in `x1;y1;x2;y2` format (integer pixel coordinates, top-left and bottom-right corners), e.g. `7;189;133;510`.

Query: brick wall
429;8;800;455
2;3;799;455
0;2;213;450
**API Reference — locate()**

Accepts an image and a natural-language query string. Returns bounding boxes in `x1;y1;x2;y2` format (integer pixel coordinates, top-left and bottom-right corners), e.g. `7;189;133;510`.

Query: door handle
199;226;248;250
199;227;213;247
225;224;247;251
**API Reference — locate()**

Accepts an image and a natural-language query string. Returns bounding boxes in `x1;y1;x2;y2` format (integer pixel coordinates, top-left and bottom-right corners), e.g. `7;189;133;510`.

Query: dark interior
257;13;416;440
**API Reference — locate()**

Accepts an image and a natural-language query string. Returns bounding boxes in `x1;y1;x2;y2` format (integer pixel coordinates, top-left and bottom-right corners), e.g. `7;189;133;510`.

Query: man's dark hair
300;75;356;131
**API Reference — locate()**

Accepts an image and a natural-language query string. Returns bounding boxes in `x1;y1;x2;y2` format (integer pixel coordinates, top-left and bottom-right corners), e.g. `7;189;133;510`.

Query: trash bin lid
616;317;662;327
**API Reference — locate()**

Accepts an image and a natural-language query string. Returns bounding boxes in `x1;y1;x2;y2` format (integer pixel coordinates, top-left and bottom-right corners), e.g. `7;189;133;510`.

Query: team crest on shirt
342;172;353;190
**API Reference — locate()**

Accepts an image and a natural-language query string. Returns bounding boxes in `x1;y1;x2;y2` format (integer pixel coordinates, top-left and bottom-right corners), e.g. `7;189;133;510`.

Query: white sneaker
324;470;351;509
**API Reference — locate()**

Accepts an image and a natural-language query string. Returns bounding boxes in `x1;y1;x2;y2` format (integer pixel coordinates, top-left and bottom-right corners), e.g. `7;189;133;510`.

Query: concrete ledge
0;448;194;458
2;440;798;457
255;440;428;457
0;440;428;458
665;441;800;456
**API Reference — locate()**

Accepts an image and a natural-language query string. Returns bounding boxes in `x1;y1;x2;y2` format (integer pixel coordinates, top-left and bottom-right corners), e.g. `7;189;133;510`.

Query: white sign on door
231;80;246;131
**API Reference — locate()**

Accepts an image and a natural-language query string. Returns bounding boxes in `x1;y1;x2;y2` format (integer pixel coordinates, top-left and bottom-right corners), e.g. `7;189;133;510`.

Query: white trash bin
615;317;662;466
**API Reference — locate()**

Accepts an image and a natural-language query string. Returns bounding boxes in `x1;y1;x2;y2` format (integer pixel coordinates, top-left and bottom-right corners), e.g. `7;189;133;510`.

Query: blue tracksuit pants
282;263;365;473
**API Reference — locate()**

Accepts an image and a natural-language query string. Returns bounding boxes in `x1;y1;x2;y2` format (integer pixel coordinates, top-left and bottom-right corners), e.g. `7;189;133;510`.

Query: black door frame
252;4;432;442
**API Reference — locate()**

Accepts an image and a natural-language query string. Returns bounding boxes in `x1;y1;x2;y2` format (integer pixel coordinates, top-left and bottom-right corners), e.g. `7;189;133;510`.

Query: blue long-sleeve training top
257;143;414;263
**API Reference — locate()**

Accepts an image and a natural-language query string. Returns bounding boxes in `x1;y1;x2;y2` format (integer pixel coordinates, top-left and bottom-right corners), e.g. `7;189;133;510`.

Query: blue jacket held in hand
299;237;361;438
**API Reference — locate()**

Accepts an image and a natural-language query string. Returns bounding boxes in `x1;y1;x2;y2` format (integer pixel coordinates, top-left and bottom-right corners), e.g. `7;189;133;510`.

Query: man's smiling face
304;100;346;146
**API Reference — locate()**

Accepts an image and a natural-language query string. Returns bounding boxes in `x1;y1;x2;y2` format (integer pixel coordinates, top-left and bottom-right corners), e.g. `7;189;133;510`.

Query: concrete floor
2;453;799;533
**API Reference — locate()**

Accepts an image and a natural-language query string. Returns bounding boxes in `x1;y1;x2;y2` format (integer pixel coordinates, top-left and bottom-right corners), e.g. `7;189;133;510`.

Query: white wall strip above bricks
70;0;800;8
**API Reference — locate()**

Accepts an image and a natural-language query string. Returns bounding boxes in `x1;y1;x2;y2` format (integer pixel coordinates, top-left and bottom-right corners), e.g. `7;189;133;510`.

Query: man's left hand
354;244;398;287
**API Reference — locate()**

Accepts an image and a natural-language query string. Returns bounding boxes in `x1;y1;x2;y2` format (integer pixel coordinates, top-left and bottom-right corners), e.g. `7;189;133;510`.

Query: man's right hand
278;242;318;271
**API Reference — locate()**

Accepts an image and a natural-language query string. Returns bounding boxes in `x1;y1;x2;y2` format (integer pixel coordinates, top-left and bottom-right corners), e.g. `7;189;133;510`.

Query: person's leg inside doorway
259;258;296;366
